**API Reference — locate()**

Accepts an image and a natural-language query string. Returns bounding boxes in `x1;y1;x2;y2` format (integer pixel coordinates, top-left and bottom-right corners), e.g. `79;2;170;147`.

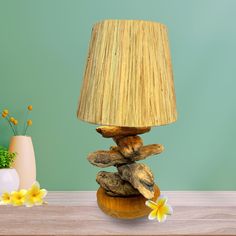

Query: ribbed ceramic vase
9;136;36;189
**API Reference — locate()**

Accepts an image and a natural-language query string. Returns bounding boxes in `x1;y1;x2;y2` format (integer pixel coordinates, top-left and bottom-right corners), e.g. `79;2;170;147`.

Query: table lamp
77;19;177;219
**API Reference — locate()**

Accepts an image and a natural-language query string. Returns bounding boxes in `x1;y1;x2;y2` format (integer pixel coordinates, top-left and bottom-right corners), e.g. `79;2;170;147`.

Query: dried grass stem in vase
1;105;33;136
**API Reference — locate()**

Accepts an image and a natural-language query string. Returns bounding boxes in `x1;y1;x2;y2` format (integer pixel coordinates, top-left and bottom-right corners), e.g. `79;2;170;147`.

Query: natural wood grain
0;191;236;235
77;20;177;127
87;144;164;167
96;171;139;196
87;126;162;215
118;163;155;199
96;185;160;219
96;126;151;138
113;135;143;158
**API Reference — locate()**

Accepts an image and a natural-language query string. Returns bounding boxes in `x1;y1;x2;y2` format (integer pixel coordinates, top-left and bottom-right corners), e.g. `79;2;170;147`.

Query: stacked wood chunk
87;126;164;199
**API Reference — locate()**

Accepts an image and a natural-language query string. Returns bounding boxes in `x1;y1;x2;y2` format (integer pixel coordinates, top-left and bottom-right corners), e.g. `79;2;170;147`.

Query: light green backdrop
0;0;235;190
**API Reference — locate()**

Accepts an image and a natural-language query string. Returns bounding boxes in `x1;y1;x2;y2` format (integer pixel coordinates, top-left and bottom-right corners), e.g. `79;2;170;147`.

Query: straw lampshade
77;19;177;127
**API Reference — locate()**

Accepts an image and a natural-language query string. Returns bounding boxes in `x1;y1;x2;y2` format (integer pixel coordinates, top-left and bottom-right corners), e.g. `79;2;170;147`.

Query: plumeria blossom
145;195;173;222
0;182;47;207
11;189;27;206
25;181;47;207
0;192;11;205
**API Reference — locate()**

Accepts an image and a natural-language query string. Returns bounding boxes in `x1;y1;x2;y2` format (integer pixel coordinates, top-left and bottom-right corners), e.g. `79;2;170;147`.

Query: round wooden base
97;185;160;219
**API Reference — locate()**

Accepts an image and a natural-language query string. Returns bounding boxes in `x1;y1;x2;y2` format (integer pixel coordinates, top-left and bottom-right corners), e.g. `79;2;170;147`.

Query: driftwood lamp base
97;185;160;219
87;126;164;219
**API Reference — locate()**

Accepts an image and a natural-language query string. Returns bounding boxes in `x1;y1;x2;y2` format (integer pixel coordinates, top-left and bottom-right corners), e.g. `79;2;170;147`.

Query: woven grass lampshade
77;19;177;127
77;20;177;219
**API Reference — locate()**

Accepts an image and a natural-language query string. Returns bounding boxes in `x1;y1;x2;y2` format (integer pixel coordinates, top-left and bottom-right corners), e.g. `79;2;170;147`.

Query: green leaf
0;146;16;169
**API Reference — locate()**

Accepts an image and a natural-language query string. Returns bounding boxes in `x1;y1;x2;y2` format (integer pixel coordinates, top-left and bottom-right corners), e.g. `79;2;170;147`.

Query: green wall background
0;0;235;190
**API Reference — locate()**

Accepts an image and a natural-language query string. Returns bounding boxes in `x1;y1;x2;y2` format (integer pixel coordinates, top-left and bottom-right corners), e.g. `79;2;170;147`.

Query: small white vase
9;136;36;189
0;168;19;195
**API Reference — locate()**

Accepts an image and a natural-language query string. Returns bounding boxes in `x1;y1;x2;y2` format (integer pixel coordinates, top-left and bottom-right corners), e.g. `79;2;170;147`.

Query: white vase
9;136;36;189
0;168;19;195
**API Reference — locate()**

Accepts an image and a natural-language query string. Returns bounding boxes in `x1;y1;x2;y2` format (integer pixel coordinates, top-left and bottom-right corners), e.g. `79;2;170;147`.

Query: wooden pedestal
97;185;160;219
